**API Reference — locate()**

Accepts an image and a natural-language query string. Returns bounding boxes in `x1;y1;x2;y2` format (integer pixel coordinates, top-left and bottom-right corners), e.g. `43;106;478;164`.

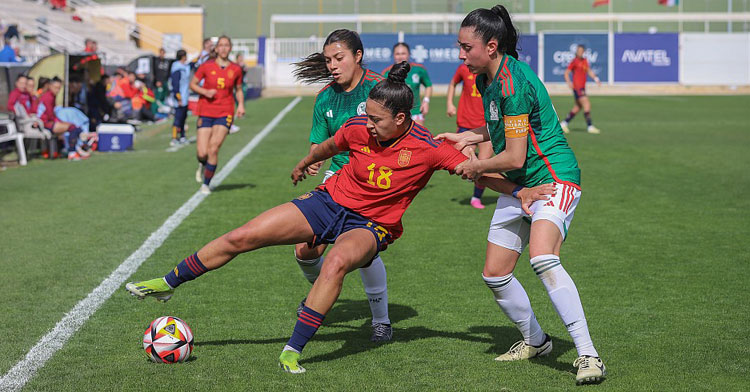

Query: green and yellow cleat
279;350;306;374
574;356;607;385
125;278;174;302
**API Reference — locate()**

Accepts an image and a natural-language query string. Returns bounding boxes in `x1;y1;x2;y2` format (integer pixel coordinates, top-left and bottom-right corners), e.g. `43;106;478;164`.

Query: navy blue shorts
197;115;233;129
291;190;392;254
573;88;586;100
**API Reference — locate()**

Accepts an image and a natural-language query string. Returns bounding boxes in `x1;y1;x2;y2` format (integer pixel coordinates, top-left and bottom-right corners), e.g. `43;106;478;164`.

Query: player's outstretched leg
280;228;378;373
483;243;550;361
126;202;315;301
529;220;605;384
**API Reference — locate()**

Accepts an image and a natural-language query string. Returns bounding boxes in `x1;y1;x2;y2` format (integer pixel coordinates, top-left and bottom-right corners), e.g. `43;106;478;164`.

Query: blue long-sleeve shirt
169;60;191;107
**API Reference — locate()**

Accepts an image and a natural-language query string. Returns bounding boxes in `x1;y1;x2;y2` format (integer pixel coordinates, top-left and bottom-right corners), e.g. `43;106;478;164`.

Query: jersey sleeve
333;118;365;152
309;95;329;144
451;66;464;85
500;75;535;139
194;64;206;81
419;67;432;87
566;59;576;72
432;141;468;172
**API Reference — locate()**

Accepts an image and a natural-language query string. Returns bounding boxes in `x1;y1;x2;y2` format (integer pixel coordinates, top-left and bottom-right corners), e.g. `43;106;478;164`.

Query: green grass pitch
1;94;748;391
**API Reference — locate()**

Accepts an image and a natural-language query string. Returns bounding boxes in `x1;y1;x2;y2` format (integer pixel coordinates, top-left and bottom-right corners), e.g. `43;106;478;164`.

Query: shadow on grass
212;183;256;192
452;196;497;207
197;299;575;374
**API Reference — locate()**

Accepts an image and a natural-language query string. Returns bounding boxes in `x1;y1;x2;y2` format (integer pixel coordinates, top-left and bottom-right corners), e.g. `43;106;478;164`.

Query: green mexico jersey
383;63;432;115
309;69;384;172
476;54;580;188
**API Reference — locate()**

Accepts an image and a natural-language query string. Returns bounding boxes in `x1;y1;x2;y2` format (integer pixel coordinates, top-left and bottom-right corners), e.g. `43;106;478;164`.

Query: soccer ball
142;316;194;363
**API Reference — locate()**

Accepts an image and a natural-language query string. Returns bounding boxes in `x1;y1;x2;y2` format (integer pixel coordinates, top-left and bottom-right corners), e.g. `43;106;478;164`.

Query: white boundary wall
681;33;750;85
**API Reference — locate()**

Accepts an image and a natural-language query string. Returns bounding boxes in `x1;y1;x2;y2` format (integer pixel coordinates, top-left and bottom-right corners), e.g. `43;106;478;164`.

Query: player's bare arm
235;86;245;117
435;124;489;149
189;75;216;98
305;143;324;176
455;136;526;180
478;173;556;215
588;68;601;86
564;68;574;90
292;138;340;184
446;81;457;117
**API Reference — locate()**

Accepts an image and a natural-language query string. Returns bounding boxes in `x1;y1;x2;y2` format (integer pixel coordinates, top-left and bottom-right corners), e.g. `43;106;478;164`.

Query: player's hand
291;162;308;185
236;105;246;118
567;82;574;90
204;89;217;98
454;153;482;181
420;101;430;116
435;132;469;151
446;103;456;117
306;161;322;176
596;79;602;87
517;183;557;216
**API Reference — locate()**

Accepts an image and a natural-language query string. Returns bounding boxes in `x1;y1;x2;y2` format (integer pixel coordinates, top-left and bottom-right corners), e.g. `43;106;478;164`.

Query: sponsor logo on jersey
360;146;371;154
411;73;420;83
357;102;367;115
489;100;499;121
296;192;313;200
398;149;412;167
325;109;333;118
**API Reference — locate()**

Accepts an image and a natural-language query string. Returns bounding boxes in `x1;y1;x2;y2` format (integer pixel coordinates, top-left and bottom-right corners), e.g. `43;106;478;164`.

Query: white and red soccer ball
142;316;194;363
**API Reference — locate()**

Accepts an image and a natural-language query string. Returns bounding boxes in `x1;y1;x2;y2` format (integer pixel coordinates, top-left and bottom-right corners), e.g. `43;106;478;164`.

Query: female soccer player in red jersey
126;62;554;374
447;63;492;209
560;44;601;134
293;29;393;342
438;6;606;385
189;35;245;194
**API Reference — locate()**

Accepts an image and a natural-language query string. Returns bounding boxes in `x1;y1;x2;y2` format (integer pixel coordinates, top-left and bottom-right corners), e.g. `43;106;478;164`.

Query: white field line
0;96;302;392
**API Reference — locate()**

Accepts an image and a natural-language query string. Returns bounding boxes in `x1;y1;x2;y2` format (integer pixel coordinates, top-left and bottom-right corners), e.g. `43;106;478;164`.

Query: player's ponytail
368;61;413;118
293;29;365;84
461;4;519;59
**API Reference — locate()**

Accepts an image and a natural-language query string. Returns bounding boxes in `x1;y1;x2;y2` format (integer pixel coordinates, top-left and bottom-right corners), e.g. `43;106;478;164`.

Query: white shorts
487;182;581;253
411;113;425;122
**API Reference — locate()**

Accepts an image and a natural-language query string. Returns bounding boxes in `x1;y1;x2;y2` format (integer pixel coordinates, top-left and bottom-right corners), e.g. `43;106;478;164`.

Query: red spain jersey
194;59;243;117
567;57;589;90
324;115;467;240
451;64;485;130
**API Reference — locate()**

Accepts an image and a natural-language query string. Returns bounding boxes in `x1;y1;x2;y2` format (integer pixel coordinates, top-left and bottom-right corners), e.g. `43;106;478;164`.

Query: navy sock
164;252;208;288
473;185;485;199
584;112;592;127
565;111;577;123
179;128;185;138
203;163;217;186
286;306;325;353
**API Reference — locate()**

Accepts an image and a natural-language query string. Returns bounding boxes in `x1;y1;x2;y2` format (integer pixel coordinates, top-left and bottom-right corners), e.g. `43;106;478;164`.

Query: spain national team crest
357;102;367;115
398;149;412;167
228;70;234;78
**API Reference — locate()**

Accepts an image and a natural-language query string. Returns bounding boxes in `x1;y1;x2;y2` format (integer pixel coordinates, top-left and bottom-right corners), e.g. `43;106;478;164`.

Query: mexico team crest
357;102;367;115
398;149;412;167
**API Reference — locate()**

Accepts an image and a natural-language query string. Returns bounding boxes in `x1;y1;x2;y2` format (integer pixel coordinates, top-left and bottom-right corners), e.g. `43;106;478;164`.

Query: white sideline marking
0;97;302;392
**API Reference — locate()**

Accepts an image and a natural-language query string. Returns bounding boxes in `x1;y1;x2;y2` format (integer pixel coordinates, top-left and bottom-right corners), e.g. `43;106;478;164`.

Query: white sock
531;254;598;357
295;253;323;284
359;255;390;325
282;344;300;354
483;273;545;346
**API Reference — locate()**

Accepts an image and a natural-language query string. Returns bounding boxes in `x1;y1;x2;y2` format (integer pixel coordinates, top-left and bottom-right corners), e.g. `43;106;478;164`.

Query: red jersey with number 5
452;64;485;129
323;115;467;240
194;59;243;117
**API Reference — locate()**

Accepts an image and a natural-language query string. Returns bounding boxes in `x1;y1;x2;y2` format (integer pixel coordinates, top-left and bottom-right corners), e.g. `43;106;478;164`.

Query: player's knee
223;227;259;253
319;254;349;280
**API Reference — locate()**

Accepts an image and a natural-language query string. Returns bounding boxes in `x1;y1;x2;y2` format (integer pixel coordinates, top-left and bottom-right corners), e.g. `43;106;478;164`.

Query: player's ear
354;50;363;65
486;38;498;58
394;111;406;126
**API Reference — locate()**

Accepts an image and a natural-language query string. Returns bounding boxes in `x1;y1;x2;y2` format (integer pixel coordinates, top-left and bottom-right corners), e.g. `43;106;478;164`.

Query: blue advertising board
544;34;608;83
614;33;678;82
518;34;538;75
360;33;539;84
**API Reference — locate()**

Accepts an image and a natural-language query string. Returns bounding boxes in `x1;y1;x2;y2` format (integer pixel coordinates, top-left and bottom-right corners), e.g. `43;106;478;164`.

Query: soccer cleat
587;125;601;134
229;124;240;134
574;356;606;385
179;137;189;144
125;278;174;302
279;350;306;374
560;121;570;134
169;138;179;147
195;163;204;183
296;297;307;318
371;322;392;342
470;197;485;209
67;152;81;161
494;334;552;361
200;184;212;195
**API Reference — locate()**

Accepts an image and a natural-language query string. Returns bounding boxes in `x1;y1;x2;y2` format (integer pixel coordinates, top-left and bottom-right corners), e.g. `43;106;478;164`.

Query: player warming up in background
439;5;606;385
126;62;553;373
382;43;432;125
292;29;393;342
447;63;492;209
190;35;245;194
169;49;190;146
560;44;601;134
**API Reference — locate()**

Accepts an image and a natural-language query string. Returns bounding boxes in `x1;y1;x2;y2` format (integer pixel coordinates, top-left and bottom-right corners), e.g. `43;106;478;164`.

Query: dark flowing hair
368;61;413;118
393;42;410;53
293;29;364;84
460;4;519;59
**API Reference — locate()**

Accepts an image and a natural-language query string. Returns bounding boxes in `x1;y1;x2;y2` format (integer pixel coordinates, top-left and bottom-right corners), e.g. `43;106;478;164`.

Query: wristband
512;185;524;199
422;97;430;103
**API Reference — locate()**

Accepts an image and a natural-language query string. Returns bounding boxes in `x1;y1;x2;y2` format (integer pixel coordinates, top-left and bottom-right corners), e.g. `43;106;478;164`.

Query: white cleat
195;163;204;183
229;124;240;134
587;125;601;134
560;121;570;134
200;184;211;195
574;356;607;385
495;334;552;361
